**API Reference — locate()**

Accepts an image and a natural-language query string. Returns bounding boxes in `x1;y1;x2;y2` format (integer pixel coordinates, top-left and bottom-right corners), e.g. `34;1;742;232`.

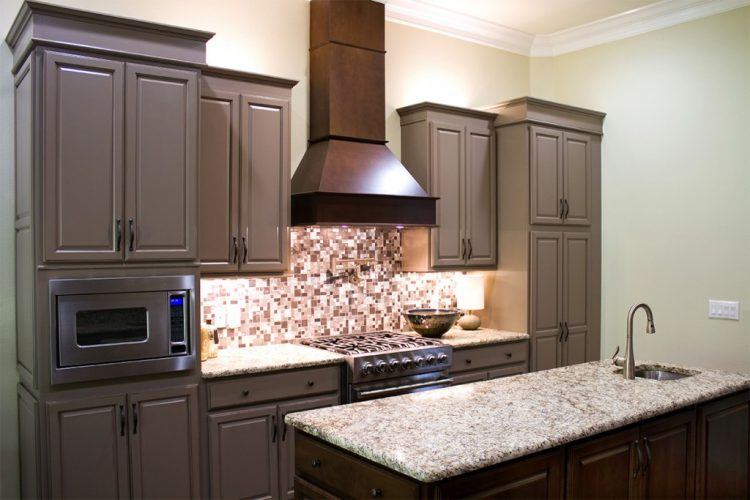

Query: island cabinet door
208;404;279;500
437;449;564;499
637;409;696;500
695;391;750;500
566;426;640;500
278;395;340;499
530;231;563;371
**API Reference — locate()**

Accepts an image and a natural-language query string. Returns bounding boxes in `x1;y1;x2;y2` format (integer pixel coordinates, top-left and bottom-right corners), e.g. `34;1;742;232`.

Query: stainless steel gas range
301;332;453;403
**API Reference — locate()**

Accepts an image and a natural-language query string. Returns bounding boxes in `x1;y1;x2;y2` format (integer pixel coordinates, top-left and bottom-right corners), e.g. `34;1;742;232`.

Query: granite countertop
435;327;528;348
201;344;344;379
286;360;750;482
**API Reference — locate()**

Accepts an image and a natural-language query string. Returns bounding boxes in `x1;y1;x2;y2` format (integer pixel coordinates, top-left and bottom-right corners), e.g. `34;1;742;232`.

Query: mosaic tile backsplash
201;227;459;348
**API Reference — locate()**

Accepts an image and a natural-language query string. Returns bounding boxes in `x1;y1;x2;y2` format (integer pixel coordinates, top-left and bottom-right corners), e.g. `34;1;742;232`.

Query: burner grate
301;331;442;355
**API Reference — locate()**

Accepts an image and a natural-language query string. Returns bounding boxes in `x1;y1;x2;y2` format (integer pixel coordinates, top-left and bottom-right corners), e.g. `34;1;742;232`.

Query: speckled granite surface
286;361;750;482
435;327;528;348
201;344;344;379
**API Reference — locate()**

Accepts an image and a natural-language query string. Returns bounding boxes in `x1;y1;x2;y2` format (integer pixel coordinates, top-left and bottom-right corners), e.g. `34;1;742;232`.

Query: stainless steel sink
635;369;692;381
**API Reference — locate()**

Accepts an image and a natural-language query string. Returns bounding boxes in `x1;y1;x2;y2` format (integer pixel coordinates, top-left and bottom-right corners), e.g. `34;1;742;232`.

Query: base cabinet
47;385;199;500
449;341;529;385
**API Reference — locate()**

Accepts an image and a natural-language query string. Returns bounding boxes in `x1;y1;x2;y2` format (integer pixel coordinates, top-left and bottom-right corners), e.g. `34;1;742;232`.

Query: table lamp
456;274;484;330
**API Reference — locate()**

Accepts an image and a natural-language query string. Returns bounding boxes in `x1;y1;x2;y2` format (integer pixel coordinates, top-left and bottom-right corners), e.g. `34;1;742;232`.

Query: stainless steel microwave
49;275;196;384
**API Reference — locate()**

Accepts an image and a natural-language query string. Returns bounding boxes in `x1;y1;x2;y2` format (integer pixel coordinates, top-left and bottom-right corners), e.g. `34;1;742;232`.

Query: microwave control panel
169;293;189;354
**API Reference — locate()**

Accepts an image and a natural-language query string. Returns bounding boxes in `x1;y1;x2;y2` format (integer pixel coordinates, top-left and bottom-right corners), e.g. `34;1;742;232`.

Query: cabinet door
43;51;124;262
562;232;590;366
199;89;240;272
567;427;640;500
125;63;198;261
430;121;465;267
239;95;290;273
208;404;279;500
439;449;564;499
47;395;129;499
563;132;592;226
129;385;200;499
465;125;496;267
530;232;563;371
530;126;563;225
639;410;696;500
279;395;340;499
696;391;749;500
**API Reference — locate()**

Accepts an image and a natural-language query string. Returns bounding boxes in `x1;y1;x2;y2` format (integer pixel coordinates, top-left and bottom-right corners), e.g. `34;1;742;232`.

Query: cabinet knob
307;380;315;387
465;359;472;365
241;389;250;396
311;458;321;468
505;352;513;359
371;488;382;498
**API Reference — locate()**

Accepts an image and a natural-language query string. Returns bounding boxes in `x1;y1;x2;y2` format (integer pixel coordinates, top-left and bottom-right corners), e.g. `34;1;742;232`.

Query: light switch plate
708;300;740;320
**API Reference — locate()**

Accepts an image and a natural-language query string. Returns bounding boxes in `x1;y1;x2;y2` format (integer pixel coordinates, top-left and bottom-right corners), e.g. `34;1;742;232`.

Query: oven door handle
356;378;454;398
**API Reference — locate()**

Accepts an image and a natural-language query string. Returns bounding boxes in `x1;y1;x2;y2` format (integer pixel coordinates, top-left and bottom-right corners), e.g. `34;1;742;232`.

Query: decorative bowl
402;308;461;338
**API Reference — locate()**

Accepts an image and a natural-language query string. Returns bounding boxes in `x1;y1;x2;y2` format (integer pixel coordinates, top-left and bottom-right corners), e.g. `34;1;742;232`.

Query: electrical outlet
708;300;740;320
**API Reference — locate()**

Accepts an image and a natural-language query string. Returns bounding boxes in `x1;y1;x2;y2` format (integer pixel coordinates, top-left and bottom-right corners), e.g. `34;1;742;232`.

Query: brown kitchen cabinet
41;49;198;264
205;366;340;499
47;384;200;500
199;70;296;274
531;231;591;371
397;103;497;270
488;98;604;372
449;341;529;384
530;126;592;226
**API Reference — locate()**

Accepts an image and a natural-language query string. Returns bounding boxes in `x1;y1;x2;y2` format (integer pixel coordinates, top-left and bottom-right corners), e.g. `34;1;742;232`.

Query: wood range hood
291;0;437;227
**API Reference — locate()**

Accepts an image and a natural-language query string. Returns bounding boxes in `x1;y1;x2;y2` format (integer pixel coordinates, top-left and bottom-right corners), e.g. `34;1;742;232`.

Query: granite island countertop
201;344;344;379
286;360;750;482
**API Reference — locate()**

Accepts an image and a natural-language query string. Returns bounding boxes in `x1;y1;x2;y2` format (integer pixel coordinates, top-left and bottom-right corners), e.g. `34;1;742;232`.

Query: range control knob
426;354;436;365
388;359;399;372
414;356;425;368
437;353;448;364
361;362;373;376
400;357;412;370
375;360;387;374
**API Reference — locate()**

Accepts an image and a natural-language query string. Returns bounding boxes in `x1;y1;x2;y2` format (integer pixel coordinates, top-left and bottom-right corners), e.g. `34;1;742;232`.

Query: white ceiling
416;0;660;35
384;0;750;56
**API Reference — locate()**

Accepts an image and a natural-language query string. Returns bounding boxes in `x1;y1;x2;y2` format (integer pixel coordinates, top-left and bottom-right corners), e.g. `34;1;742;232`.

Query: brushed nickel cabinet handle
564;321;570;342
467;238;473;260
559;198;565;218
115;218;122;252
128;218;135;252
241;389;250;396
564;199;570;219
232;236;238;264
311;458;321;468
634;440;642;477
282;417;288;442
271;415;277;443
371;488;382;498
119;405;126;437
559;322;564;342
307;380;315;387
242;236;248;263
132;403;138;435
462;238;467;260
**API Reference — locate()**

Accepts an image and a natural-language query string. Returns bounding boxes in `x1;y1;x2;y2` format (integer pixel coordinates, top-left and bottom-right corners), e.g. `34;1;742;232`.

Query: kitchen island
286;361;750;499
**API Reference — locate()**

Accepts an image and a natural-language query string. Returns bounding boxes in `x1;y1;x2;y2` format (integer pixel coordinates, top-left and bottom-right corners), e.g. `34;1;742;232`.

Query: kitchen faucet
623;303;656;379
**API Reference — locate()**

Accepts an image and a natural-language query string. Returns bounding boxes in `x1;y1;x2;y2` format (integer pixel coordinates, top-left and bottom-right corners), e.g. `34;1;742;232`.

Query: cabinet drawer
451;342;528;373
296;433;419;499
207;366;339;410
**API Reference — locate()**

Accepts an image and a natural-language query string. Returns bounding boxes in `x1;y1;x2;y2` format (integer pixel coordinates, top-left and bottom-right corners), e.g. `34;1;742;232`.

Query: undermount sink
635;369;692;381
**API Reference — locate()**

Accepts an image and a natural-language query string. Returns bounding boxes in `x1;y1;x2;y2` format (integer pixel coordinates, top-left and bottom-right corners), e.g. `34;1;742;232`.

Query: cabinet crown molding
486;96;606;135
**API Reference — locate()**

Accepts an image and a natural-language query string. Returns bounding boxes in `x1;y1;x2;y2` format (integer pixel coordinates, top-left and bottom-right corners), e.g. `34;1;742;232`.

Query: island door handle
634;440;642;477
311;458;321;468
643;437;652;473
371;488;382;498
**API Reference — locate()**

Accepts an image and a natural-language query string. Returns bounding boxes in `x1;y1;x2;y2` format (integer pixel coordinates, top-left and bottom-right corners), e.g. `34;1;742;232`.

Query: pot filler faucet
623;303;656;379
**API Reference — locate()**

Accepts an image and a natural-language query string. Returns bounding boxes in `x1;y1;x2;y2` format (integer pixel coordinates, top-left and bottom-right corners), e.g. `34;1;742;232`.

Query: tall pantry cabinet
485;98;605;371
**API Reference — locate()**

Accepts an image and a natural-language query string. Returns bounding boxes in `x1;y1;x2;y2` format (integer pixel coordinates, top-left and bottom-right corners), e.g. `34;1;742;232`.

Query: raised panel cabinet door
199;88;240;272
465;126;496;267
639;409;696;500
530;232;563;371
430;121;466;267
530;126;563;225
438;449;564;499
239;95;290;273
47;395;129;499
563;132;592;226
566;426;640;500
125;63;198;261
128;385;200;500
279;395;340;499
696;391;750;500
208;404;279;500
562;232;590;367
43;51;124;262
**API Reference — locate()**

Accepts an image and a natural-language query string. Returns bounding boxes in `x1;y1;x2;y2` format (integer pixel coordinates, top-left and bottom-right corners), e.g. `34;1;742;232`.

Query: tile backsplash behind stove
201;227;459;348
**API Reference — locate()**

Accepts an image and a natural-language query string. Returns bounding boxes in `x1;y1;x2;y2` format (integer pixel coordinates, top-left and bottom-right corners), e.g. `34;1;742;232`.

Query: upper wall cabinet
41;50;198;264
199;70;296;274
398;103;497;271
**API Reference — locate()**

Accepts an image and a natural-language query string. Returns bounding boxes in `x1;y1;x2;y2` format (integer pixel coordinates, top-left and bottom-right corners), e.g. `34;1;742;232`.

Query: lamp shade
456;274;484;311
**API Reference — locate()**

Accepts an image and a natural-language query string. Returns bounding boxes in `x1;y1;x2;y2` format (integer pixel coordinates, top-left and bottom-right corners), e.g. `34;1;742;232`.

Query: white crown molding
384;0;750;58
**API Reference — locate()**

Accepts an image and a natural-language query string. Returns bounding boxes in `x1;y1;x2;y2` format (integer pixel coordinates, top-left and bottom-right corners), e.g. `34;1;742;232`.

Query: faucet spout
624;303;656;379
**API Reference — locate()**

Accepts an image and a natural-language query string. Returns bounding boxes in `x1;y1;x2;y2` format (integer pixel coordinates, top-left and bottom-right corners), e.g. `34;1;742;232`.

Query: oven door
57;291;170;367
350;372;453;402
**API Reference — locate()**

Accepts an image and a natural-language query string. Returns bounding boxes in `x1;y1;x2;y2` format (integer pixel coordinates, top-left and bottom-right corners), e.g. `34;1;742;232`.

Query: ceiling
416;0;660;35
